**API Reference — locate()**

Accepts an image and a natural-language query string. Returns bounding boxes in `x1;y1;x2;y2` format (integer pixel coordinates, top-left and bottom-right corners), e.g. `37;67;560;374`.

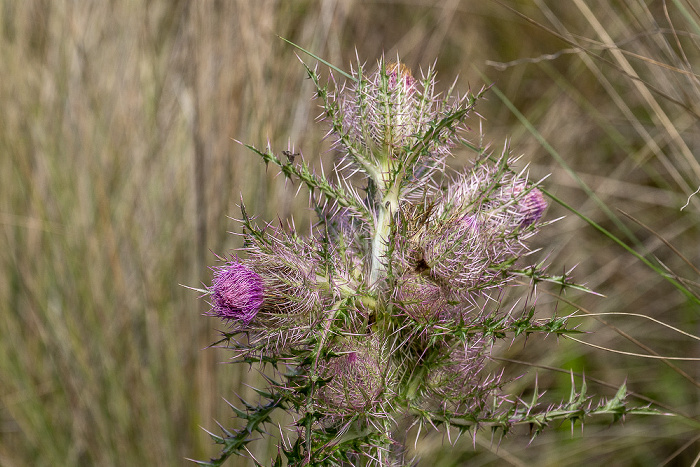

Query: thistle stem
369;181;399;287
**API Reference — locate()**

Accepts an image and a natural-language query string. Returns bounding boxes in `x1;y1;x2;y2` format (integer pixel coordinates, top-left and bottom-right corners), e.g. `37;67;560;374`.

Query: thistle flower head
444;160;548;235
394;272;447;322
419;214;488;289
391;155;548;303
244;227;332;319
514;186;547;227
209;260;264;325
334;58;468;195
426;340;500;411
318;336;386;415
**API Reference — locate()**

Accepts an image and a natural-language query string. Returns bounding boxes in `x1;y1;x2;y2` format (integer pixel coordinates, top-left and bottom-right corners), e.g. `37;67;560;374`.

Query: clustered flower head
201;56;567;466
393;161;549;311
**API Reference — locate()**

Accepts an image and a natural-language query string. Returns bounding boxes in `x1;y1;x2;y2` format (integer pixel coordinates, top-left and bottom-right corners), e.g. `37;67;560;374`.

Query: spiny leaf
244;142;373;223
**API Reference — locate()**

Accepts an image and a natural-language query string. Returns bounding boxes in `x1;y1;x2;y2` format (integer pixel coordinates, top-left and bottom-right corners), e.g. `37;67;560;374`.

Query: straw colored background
1;1;698;465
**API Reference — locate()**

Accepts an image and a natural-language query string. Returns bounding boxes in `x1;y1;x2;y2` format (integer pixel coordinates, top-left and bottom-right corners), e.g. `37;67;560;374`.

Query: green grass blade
542;187;700;306
277;36;355;82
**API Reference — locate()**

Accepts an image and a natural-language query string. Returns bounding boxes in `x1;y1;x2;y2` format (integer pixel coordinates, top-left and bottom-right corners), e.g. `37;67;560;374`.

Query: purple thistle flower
517;187;547;227
209;260;264;325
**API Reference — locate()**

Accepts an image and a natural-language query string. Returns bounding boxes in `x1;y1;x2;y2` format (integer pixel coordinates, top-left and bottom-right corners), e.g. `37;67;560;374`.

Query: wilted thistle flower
318;336;387;415
209;260;264;325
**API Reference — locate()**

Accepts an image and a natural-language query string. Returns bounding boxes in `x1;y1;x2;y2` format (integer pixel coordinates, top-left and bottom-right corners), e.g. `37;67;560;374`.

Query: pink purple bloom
209;260;264;325
517;187;547;227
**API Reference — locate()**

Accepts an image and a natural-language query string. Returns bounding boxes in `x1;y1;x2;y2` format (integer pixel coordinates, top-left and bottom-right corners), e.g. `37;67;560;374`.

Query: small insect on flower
209;260;264;325
282;150;299;164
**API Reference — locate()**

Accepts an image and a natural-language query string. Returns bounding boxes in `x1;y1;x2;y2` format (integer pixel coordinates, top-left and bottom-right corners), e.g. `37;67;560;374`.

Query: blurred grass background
0;0;698;465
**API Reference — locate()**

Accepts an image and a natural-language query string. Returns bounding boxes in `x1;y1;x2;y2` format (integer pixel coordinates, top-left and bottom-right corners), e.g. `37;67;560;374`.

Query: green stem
315;274;377;310
369;181;399;287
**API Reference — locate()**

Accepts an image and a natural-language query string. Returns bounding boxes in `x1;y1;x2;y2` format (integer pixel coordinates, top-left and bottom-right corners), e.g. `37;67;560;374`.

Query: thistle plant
195;51;656;466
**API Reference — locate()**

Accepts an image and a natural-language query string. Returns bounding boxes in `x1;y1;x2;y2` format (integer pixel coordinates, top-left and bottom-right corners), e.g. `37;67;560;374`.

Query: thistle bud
318;337;386;414
515;187;547;227
420;214;493;291
395;273;447;322
335;58;454;184
481;177;548;233
366;60;420;151
426;341;499;410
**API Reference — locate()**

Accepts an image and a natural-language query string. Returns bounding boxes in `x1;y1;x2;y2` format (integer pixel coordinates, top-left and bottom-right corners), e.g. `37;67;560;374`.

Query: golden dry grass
0;1;698;465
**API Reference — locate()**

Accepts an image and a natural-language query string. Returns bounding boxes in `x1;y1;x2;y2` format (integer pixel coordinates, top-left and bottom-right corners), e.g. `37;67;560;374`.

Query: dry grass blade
540;288;700;390
618;209;700;277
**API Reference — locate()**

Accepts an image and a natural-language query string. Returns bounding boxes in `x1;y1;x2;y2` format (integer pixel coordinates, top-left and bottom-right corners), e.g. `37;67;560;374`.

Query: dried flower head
209;260;264;325
386;61;416;91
